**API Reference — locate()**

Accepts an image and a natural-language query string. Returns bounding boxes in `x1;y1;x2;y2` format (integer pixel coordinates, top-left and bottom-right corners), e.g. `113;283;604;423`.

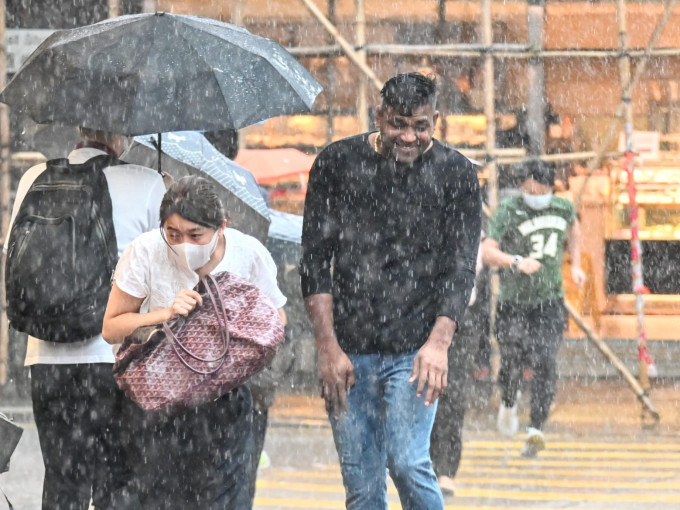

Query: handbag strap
1;486;14;510
162;274;230;375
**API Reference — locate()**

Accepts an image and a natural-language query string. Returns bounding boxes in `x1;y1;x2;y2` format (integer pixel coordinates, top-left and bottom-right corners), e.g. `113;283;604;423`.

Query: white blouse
114;228;287;317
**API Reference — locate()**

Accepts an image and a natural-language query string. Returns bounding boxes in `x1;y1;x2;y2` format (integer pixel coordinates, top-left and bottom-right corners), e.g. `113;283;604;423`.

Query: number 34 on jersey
517;215;568;260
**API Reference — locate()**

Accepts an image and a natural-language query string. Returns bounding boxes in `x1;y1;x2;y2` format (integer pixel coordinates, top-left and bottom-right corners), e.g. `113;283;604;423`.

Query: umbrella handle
150;132;162;175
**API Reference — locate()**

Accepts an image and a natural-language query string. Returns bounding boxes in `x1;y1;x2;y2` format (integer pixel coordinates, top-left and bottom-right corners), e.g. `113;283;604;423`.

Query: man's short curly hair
380;72;438;115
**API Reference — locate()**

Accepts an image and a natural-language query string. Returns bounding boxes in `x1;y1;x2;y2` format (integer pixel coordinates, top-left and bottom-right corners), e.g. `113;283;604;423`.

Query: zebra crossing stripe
463;457;680;469
254;433;680;509
465;440;680;451
462;448;680;459
257;480;680;503
264;466;678;482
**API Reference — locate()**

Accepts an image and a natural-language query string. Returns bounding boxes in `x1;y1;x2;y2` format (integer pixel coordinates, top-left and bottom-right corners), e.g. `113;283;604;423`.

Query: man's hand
571;265;587;287
409;317;455;406
318;340;355;418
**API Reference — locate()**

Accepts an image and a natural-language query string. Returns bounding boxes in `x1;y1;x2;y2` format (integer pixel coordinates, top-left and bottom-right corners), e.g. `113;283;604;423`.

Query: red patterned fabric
113;271;285;412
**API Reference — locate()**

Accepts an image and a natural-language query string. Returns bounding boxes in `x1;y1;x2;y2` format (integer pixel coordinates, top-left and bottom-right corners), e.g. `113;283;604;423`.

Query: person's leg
383;351;443;510
495;302;526;408
246;405;269;504
200;386;254;510
329;354;388;510
87;364;137;509
527;300;566;430
430;318;474;481
123;398;196;509
31;364;93;510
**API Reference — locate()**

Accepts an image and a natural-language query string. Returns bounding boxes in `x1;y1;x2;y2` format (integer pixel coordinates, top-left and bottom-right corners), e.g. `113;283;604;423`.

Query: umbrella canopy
126;131;271;242
234;148;315;184
0;12;322;136
267;208;302;244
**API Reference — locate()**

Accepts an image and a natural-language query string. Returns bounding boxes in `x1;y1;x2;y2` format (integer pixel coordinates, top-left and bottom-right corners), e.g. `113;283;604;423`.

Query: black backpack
5;155;123;342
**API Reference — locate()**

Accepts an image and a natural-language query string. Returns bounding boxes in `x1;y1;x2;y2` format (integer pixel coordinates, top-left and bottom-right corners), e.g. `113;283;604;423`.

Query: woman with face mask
102;175;286;509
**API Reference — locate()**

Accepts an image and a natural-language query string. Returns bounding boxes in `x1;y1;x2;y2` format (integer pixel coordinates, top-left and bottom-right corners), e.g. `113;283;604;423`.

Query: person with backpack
4;127;166;509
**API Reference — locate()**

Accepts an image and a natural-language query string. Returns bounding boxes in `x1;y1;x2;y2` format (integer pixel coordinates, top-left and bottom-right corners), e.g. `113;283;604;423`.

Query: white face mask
168;229;220;271
522;192;553;210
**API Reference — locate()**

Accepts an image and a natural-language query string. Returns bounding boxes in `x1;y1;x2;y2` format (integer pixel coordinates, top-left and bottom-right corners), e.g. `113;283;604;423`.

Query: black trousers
429;307;480;479
495;299;566;430
31;363;131;510
123;385;253;509
246;405;269;506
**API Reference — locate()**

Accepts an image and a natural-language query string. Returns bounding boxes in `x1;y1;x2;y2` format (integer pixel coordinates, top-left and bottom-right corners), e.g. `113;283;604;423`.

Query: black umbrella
0;12;322;169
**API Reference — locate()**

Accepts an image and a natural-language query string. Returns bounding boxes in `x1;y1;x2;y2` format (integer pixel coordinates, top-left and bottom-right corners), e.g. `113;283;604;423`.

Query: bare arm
304;293;355;417
567;219;586;286
102;283;202;344
481;237;542;274
278;308;288;326
410;316;456;406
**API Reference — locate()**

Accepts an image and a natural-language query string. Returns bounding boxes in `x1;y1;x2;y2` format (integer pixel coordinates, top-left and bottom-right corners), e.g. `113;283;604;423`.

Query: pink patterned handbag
113;271;285;413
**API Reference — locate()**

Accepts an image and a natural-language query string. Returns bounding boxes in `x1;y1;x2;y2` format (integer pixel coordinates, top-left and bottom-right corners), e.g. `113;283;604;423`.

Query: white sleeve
145;175;165;231
113;238;151;299
248;241;287;309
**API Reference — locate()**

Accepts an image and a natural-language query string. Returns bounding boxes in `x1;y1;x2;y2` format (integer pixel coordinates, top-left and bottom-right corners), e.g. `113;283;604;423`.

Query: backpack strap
44;153;127;173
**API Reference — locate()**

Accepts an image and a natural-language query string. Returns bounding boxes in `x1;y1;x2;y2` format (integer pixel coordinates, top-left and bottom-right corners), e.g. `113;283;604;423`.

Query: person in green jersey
482;159;586;457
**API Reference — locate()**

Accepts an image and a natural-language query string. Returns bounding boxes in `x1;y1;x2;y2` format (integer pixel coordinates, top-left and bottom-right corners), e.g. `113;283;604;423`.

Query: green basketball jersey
488;195;576;305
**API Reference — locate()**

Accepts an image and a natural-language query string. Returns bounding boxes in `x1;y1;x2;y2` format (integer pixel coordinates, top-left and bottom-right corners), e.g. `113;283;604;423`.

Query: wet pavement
1;377;679;509
254;377;680;509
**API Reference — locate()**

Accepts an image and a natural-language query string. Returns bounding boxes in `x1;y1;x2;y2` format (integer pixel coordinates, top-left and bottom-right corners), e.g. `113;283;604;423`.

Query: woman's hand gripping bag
113;271;285;412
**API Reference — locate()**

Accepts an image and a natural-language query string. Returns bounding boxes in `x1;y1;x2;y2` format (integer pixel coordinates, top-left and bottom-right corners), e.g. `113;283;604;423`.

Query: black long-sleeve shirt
300;133;482;354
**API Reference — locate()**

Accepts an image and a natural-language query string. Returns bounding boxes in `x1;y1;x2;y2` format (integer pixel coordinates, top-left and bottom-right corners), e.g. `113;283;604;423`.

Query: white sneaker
520;427;546;458
438;475;456;497
258;450;271;470
497;400;519;437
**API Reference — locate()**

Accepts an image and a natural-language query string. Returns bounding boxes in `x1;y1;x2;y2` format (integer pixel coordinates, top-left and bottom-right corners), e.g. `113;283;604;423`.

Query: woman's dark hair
160;175;224;230
380;72;438;115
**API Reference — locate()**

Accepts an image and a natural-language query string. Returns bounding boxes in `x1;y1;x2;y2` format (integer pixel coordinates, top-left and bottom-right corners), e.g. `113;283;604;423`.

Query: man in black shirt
300;72;482;509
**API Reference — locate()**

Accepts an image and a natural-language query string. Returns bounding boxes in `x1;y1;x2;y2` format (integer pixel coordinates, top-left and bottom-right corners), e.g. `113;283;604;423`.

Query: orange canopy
234;148;316;185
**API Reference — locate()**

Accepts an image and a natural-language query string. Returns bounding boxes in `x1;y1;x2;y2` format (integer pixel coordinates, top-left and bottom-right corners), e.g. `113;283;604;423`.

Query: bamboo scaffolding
564;300;659;420
617;0;657;420
326;0;337;143
287;43;680;59
298;0;382;91
142;1;157;12
482;0;497;208
574;0;679;207
527;0;545;157
108;0;120;18
355;0;368;133
0;0;8;385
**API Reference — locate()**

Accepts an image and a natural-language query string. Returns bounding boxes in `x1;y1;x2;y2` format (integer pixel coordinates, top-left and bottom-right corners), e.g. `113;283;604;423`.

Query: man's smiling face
376;103;439;165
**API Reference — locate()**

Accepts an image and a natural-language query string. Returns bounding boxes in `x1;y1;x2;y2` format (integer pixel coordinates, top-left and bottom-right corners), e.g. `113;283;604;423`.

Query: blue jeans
329;351;444;510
